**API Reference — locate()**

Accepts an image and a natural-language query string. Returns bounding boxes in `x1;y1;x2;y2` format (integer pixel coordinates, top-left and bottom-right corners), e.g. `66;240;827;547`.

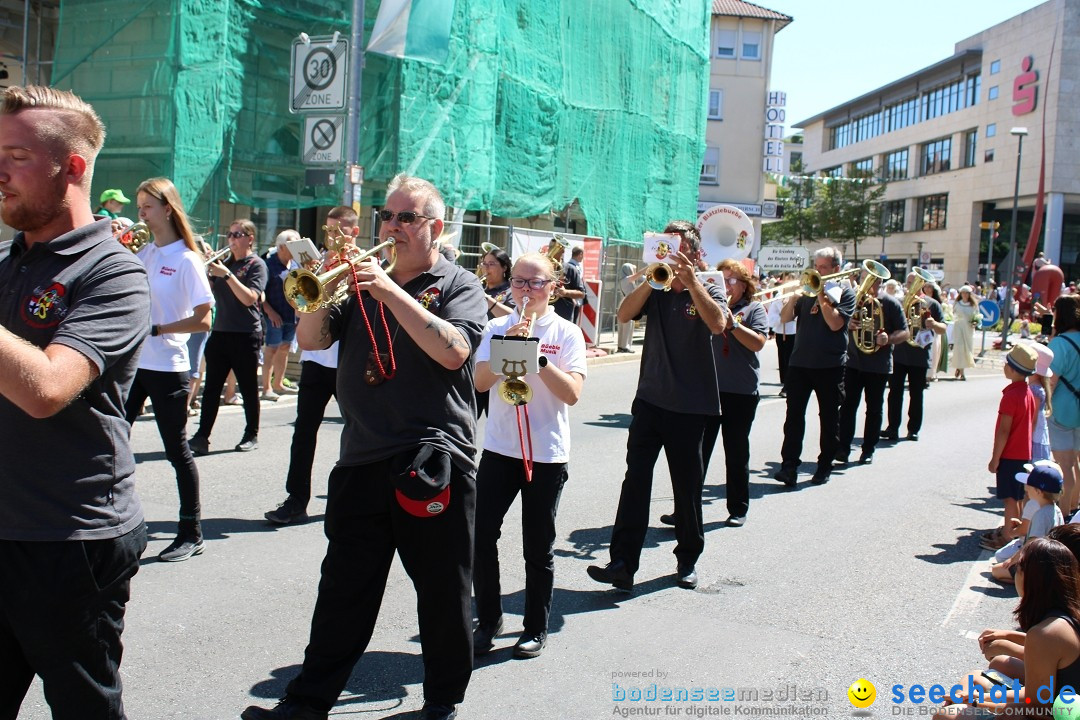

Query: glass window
987;123;996;138
715;28;736;57
920;137;952;175
984;149;995;163
885;149;908;180
742;31;761;60
990;59;1001;74
882;200;905;233
700;147;719;184
708;89;723;120
988;85;999;100
964;129;977;168
918;194;948;230
823;166;843;178
853;158;874;175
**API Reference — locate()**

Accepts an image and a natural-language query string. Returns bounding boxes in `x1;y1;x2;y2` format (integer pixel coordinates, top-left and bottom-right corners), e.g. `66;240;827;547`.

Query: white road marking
942;550;996;630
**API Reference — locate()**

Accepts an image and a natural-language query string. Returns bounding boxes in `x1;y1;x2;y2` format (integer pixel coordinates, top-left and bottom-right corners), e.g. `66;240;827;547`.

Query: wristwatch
151;325;160;337
538;355;548;369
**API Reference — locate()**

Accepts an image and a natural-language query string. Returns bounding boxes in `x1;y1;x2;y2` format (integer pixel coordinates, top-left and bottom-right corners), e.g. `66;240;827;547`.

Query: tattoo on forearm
425;317;468;351
317;315;332;347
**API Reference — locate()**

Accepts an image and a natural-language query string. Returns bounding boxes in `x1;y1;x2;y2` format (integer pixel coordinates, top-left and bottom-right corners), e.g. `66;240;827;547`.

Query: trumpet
644;262;674;291
902;266;936;347
283;238;397;313
204;246;231;266
113;221;151;253
498;297;536;406
754;266;860;304
851;259;892;354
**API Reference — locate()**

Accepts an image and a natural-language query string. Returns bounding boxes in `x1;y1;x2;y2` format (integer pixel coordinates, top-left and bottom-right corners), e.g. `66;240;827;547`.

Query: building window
984;149;995;163
790;151;802;170
918;194;948;230
990;59;1001;74
964;129;977;168
921;74;979;121
823;166;843;178
741;31;761;60
882;200;905;233
714;28;736;57
700;147;719;184
988;85;999;100
708;89;723;120
883;97;918;133
987;123;996;137
853;157;874;175
885;148;908;180
920;137;951;175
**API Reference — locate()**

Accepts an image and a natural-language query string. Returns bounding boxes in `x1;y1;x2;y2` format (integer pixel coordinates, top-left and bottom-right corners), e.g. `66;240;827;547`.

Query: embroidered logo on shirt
160;266;177;276
22;282;68;328
416;286;442;311
684;302;698;317
540;343;561;355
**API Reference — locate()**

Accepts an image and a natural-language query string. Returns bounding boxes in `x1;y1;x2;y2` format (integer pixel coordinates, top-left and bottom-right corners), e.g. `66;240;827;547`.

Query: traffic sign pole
344;0;365;209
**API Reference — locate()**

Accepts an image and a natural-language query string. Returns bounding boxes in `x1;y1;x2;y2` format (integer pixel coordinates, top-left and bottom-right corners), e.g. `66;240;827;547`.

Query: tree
762;158;818;246
813;168;887;262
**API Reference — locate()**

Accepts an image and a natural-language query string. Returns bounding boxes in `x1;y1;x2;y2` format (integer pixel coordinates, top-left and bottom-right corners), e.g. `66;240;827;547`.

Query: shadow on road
915;528;989;565
583;412;632;429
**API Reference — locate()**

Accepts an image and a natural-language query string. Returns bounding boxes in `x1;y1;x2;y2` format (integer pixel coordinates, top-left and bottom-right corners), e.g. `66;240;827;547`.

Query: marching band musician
587;220;727;593
472;252;587;659
883;277;946;443
127;177;215;562
773;247;857;488
836;265;908;467
243;174;486;720
479;245;514;318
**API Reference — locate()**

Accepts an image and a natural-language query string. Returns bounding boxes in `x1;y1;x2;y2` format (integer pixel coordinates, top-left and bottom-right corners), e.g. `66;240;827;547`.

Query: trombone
754;266;860;304
283;239;397;313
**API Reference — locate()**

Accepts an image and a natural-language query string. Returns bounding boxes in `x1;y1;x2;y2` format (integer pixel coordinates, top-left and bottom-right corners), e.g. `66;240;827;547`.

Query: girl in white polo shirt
126;177;214;562
472;252;587;659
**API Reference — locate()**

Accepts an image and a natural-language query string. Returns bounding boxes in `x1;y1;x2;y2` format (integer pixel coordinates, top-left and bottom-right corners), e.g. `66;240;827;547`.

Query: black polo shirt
714;298;769;395
894;297;945;369
0;219;150;541
846;292;907;375
211;254;267;333
329;255;488;472
789;288;857;370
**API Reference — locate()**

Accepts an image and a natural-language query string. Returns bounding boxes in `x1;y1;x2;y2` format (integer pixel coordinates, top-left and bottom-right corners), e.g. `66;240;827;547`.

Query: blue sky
762;0;1046;131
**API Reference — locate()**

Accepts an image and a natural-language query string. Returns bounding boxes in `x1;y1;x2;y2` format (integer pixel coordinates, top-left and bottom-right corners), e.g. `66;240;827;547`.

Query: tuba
851;259;892;354
114;221;151;253
902;266;935;347
284;239;397;313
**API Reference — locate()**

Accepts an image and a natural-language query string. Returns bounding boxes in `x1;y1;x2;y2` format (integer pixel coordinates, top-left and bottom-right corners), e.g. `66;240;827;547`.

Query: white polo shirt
136;239;214;372
301;342;339;369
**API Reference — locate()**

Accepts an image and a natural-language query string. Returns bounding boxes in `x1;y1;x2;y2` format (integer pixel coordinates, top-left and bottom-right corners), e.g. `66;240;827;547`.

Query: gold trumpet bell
114;222;151;253
498;377;533;406
645;262;674;291
284;238;397;313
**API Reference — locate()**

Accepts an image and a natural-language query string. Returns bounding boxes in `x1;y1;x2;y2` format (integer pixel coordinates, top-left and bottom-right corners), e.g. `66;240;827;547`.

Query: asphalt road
18;345;1017;719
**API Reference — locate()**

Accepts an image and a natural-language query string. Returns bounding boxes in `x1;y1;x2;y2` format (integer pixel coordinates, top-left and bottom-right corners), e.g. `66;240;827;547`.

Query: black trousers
780;365;845;473
287;459;475;710
473;451;568;636
125;369;200;522
196;330;261;441
775;334;795;386
702;392;759;518
887;361;927;435
285;361;338;505
0;525;146;720
610;399;711;575
837;367;889;456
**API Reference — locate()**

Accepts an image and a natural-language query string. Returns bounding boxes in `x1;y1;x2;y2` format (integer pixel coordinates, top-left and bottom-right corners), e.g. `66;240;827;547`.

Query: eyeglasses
510;277;553;290
378;209;435;225
227;230;251;238
480;261;501;268
725;276;740;286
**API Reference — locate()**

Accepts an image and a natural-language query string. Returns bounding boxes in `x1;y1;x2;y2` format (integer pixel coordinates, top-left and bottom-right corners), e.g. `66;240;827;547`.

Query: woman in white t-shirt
125;177;214;563
472;253;587;659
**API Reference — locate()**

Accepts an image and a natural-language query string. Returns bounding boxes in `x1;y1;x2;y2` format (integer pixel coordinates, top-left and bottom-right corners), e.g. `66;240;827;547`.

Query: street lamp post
999;127;1028;349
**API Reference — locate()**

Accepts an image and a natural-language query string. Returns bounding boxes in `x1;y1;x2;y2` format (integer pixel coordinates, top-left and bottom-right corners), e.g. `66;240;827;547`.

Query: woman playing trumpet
127;177;215;561
472;253;587;659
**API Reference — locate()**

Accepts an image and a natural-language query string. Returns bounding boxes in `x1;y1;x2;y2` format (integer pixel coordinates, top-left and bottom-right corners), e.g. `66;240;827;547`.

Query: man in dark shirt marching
884;278;946;442
0;85;150;719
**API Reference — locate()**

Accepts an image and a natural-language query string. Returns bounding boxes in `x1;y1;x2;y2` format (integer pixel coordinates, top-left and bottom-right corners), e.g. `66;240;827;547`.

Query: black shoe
859;452;874;465
880;429;898;441
587;560;634;591
834;451;850;465
659;513;676;526
473;616;504;655
726;515;746;527
241;697;328;720
810;472;830;485
418;703;458;720
774;468;797;488
235;435;259;452
158;536;204;562
676;565;698;589
513;631;547;658
265;498;309;526
907;432;920;441
188;435;209;456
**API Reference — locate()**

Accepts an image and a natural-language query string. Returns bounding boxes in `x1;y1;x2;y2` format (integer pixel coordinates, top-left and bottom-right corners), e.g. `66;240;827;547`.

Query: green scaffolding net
53;0;708;241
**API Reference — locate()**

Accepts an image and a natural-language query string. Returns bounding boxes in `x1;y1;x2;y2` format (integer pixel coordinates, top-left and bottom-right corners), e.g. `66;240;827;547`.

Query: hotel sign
763;91;785;173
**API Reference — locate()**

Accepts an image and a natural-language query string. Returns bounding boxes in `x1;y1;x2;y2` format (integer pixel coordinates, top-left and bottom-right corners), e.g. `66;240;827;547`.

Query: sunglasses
378;209;435;224
725;276;740;286
510;277;553;290
227;230;251;238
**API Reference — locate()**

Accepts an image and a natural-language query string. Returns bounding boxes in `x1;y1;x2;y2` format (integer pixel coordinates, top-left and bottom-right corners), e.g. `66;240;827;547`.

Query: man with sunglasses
243;175;486;720
586;220;728;593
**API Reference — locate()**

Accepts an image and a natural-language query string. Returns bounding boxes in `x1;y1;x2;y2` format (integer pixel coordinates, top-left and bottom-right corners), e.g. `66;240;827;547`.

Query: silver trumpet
204;246;231;266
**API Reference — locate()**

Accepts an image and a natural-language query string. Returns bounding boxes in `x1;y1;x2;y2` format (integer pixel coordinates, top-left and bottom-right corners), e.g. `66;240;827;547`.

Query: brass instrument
204;246;231;266
545;234;570;304
851;259;892;354
283;238;397;313
645;262;674;291
902;266;936;347
322;223;354;254
498;297;536;406
113;221;151;253
754;266;860;304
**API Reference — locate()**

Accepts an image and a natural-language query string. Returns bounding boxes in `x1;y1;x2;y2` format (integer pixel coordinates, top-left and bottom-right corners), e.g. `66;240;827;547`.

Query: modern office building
795;0;1079;286
698;0;792;244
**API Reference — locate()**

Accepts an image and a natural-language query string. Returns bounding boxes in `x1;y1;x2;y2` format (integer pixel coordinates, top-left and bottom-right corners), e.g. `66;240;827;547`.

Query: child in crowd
1028;342;1054;462
991;461;1064;583
984;344;1039;550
